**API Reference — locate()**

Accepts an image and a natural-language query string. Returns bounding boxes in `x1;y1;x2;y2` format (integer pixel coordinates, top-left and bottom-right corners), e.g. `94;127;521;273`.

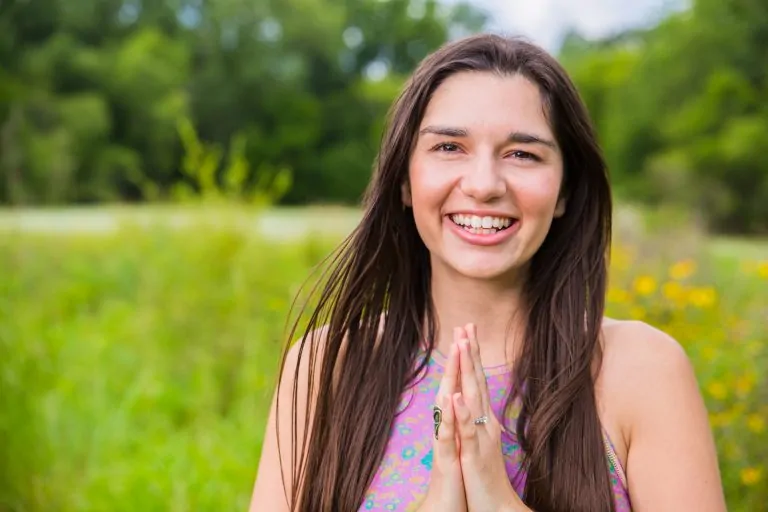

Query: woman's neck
429;265;527;368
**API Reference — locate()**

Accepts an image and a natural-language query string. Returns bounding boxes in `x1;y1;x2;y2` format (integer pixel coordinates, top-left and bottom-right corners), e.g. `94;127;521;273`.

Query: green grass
0;206;765;511
0;221;331;511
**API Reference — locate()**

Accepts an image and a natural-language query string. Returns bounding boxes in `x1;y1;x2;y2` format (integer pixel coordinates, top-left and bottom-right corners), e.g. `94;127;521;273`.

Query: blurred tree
561;0;768;233
1;0;766;233
0;0;485;206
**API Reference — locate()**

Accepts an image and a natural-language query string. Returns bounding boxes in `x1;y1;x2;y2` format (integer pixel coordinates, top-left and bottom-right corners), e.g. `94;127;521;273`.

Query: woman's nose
459;156;507;202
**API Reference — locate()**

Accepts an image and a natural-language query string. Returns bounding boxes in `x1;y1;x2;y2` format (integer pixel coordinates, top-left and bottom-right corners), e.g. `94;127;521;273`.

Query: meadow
0;206;765;511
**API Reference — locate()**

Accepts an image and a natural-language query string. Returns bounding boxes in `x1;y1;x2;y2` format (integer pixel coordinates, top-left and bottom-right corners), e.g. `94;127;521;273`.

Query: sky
462;0;689;52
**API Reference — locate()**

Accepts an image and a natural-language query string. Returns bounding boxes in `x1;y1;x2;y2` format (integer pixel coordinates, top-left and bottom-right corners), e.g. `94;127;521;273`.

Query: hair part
276;33;614;512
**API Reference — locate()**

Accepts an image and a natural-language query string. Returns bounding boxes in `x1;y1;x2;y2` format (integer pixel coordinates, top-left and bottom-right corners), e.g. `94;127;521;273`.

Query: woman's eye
509;150;539;161
432;142;461;153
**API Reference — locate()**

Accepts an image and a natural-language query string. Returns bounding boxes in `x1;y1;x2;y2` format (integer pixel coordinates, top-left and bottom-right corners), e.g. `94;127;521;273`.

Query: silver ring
473;415;489;425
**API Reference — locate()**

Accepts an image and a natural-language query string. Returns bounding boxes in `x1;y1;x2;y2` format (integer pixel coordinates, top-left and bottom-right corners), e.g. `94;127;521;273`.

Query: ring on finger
473;415;489;425
432;405;443;439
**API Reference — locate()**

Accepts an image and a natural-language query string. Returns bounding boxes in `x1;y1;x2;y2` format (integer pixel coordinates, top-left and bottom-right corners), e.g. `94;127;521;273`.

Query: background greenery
1;0;767;232
1;0;767;511
1;211;766;511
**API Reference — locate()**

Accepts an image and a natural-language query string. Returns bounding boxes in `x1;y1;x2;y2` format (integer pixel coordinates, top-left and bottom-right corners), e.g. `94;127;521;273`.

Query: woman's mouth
449;214;518;235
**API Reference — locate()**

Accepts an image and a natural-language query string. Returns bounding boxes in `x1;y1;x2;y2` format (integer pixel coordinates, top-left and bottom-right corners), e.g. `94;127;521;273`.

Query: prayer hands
421;324;529;511
450;324;528;512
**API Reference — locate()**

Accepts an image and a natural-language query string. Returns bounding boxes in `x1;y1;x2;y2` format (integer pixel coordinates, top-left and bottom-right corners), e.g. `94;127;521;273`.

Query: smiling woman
249;34;726;512
404;72;566;279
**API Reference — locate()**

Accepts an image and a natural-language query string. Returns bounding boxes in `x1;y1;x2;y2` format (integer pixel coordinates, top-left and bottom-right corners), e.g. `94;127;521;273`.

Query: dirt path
0;206;363;240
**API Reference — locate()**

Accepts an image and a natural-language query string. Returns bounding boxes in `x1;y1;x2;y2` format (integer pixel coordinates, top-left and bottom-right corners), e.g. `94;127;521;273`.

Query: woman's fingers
457;328;485;422
465;323;490;413
452;392;480;460
434;393;458;460
433;333;461;460
436;332;461;403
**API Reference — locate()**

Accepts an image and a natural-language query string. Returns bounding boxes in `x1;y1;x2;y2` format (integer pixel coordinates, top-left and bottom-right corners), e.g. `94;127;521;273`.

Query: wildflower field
0;207;765;511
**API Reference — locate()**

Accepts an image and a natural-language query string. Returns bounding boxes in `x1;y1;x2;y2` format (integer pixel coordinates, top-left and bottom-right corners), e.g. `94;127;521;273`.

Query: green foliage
561;0;768;233
1;0;766;232
0;214;765;510
172;117;292;206
0;0;485;208
0;224;323;511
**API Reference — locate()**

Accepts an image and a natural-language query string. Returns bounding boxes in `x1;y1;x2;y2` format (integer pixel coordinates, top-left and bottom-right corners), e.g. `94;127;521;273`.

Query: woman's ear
554;196;567;218
401;181;412;208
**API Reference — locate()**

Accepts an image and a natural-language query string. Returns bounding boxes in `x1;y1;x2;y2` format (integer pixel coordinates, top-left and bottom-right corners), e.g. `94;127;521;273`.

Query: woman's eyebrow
507;131;557;149
418;126;556;150
418;125;468;137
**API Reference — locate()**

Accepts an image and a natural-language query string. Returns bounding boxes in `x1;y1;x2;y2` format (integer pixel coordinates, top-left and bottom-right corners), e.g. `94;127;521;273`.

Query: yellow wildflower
747;414;765;434
633;276;657;296
669;259;697;280
662;281;684;302
735;374;756;396
709;412;726;428
706;381;728;401
740;467;762;486
607;288;630;304
759;261;768;279
688;287;717;309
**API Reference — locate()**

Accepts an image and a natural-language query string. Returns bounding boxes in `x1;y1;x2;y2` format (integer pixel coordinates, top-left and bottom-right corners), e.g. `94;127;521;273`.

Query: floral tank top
359;349;632;511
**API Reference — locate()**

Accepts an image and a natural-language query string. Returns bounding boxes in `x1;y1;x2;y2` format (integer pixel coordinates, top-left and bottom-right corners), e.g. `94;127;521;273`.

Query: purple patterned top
359;349;632;511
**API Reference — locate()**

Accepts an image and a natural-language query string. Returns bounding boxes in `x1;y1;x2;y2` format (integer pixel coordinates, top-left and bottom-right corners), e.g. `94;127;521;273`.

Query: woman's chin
446;259;520;282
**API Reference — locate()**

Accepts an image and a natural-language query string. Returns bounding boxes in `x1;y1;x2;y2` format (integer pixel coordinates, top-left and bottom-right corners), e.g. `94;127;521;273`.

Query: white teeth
449;214;515;233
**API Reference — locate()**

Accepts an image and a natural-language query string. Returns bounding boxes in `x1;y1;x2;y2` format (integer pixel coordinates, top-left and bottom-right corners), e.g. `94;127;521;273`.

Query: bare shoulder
600;318;693;385
596;320;691;451
598;319;726;511
249;324;331;512
598;318;697;442
249;315;386;512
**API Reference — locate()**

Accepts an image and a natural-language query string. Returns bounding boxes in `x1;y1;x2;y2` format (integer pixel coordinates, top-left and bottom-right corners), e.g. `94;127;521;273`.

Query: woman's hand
452;324;531;512
418;336;468;511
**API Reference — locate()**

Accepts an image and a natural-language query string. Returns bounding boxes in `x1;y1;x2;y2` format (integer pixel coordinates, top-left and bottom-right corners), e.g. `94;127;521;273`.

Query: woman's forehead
419;72;552;138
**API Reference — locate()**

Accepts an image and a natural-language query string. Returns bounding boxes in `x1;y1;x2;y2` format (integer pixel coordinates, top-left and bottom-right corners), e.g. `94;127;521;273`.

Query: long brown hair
276;34;614;512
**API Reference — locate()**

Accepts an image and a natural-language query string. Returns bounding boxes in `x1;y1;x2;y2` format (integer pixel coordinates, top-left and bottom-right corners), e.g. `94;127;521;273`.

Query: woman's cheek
512;171;563;216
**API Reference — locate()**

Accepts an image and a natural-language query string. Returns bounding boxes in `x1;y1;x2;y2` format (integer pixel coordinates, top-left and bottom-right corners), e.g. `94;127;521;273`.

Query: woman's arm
606;321;727;512
249;327;329;512
250;383;293;512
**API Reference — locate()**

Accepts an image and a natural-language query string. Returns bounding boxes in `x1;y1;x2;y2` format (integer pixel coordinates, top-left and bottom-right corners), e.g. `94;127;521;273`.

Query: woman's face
404;71;566;281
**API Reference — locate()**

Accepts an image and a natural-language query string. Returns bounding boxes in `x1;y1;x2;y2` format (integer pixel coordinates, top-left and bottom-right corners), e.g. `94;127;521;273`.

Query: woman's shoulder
597;318;703;461
599;318;693;390
599;318;696;412
597;323;725;509
282;313;387;387
600;317;690;368
250;316;384;511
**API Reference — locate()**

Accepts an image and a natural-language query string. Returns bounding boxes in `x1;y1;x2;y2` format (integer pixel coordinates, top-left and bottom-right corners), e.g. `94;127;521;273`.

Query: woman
250;34;726;512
